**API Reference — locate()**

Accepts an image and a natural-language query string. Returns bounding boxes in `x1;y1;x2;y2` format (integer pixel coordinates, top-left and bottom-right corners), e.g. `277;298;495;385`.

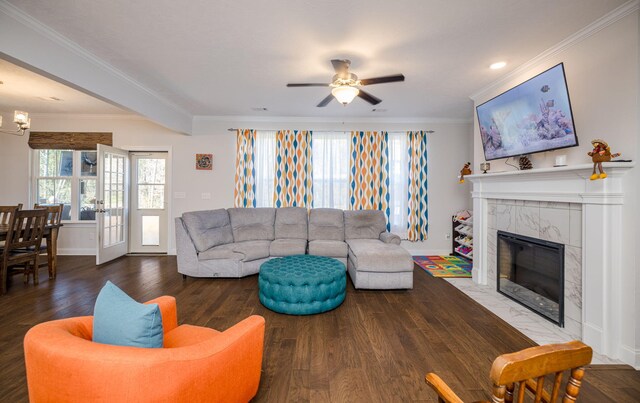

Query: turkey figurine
587;139;620;180
459;162;472;183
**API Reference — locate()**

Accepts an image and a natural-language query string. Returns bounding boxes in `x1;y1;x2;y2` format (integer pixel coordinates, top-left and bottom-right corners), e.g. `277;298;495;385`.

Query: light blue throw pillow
93;281;163;348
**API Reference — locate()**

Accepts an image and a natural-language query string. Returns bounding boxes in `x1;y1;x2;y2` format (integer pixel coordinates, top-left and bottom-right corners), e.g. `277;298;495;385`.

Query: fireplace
497;231;564;326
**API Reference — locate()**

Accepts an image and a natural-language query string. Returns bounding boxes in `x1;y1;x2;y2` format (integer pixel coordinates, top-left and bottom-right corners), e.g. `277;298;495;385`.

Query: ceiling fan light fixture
331;85;359;105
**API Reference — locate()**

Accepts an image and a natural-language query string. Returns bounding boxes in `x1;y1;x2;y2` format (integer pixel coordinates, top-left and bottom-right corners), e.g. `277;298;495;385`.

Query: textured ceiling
2;0;628;119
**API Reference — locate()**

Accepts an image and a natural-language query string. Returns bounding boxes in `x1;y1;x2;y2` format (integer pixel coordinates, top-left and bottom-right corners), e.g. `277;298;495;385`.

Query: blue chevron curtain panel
348;131;391;229
234;129;257;208
273;130;313;208
407;130;429;241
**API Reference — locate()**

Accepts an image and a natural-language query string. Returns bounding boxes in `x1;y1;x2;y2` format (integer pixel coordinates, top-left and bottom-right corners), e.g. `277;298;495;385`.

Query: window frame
32;149;97;223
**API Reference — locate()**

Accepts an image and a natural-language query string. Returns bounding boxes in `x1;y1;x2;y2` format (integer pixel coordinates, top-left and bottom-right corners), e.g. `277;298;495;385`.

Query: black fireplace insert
497;231;564;326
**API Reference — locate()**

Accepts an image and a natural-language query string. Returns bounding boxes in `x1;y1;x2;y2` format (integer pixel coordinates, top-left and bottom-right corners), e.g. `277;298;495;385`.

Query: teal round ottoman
259;255;346;315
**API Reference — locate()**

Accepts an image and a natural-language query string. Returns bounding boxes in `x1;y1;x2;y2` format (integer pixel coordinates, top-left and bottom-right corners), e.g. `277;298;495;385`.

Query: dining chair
0;204;22;225
33;203;64;279
0;205;22;253
425;340;593;403
1;209;48;295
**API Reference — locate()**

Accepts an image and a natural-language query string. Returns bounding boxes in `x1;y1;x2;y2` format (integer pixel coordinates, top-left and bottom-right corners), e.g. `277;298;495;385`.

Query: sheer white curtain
254;130;276;207
388;132;409;238
312;131;350;209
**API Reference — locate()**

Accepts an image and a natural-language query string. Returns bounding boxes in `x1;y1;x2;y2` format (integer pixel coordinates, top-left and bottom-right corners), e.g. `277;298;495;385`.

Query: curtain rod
227;128;435;133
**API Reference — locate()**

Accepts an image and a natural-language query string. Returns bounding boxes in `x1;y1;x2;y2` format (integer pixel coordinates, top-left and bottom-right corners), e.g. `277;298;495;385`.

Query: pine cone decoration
519;155;533;170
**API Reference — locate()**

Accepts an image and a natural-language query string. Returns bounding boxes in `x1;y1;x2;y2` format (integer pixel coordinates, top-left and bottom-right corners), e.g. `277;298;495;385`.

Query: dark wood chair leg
33;256;40;285
0;264;6;295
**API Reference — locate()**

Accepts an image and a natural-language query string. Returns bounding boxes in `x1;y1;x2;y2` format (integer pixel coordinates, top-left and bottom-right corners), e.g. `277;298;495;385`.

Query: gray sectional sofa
175;207;414;289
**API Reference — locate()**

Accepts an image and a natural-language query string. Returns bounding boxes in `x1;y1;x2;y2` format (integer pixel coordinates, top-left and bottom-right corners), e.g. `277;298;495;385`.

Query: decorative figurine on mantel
588;139;620;180
459;162;472;183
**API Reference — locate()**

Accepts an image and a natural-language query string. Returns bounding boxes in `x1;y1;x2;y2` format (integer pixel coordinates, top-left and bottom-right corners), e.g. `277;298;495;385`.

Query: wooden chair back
0;204;22;226
34;204;64;226
425;340;593;403
490;340;592;403
1;209;48;294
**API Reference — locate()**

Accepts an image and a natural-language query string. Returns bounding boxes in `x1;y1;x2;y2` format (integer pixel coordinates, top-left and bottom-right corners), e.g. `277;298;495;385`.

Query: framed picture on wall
195;153;213;170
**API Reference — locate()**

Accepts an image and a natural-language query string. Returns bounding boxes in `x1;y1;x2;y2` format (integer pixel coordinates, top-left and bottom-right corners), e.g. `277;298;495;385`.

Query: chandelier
0;110;31;136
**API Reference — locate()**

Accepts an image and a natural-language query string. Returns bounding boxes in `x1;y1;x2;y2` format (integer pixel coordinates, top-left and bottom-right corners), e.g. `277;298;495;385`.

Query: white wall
470;11;639;367
0;113;472;256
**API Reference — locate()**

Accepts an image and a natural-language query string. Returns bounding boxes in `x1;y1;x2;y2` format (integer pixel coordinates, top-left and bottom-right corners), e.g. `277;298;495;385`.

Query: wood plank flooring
0;256;638;402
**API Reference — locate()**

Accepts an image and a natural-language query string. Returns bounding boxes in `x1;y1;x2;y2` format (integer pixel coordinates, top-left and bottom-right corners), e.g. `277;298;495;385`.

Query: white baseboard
58;248;95;256
401;245;452;256
619;344;640;370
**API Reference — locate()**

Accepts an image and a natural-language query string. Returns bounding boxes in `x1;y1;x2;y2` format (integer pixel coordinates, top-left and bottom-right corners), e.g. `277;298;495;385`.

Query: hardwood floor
1;256;638;402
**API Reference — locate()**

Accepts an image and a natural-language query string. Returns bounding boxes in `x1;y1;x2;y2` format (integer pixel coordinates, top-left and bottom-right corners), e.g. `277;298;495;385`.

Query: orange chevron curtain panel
348;131;390;228
234;129;257;207
407;130;429;241
273;130;313;208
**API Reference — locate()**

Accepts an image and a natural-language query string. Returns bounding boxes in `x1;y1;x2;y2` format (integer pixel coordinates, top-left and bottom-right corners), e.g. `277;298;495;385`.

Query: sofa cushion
228;208;276;242
275;207;308;240
344;210;387;240
93;281;163;348
308;240;348;258
308;208;345;241
197;243;244;261
346;239;413;273
269;239;307;257
231;240;271;262
182;209;234;252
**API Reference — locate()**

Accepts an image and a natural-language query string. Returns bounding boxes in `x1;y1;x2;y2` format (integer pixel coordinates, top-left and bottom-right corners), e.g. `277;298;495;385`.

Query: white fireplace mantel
467;161;636;366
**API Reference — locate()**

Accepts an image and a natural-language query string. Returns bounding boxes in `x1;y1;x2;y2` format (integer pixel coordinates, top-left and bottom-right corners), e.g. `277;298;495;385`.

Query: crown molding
469;0;639;101
192;115;473;125
0;0;191;118
30;113;145;120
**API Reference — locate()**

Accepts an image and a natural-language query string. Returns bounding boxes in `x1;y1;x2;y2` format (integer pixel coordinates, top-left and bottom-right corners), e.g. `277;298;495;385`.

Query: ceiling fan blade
331;59;350;72
360;74;405;86
287;83;330;87
317;94;335;107
357;89;382;105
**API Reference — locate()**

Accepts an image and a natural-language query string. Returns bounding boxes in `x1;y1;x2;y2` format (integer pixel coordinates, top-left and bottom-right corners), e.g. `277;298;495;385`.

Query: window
312;132;350;210
249;130;415;239
254;130;276;207
34;150;97;221
388;132;409;238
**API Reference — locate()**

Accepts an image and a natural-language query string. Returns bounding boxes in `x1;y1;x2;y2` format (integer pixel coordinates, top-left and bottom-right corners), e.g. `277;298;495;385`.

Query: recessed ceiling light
490;61;507;70
251;107;268;111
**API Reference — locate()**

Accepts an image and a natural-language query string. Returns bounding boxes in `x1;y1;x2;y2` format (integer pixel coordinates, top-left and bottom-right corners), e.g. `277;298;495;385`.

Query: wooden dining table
0;223;63;279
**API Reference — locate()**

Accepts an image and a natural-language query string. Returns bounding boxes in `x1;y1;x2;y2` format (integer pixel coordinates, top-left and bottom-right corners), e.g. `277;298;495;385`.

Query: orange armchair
24;296;265;403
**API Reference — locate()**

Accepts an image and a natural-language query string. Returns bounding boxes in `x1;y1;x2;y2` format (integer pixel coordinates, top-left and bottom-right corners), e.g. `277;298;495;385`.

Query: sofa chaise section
344;210;414;289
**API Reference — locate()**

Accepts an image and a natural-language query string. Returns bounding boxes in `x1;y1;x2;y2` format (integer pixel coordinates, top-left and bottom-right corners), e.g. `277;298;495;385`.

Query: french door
96;145;129;265
129;152;168;253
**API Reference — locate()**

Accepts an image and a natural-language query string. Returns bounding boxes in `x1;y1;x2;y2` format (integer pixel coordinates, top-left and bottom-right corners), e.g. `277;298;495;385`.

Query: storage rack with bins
452;214;473;260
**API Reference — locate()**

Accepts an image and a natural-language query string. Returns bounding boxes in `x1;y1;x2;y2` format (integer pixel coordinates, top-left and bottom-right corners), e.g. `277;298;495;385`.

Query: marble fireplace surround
467;162;634;364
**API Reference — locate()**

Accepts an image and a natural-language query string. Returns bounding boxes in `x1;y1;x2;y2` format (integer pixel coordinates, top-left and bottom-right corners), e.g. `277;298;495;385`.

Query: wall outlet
445;233;451;240
201;192;211;200
174;192;186;199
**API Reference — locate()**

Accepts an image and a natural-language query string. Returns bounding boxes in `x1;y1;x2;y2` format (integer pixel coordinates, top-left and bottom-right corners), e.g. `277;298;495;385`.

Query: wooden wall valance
28;132;113;150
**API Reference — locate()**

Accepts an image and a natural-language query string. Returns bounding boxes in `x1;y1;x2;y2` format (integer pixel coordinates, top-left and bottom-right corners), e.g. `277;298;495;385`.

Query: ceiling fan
287;59;405;107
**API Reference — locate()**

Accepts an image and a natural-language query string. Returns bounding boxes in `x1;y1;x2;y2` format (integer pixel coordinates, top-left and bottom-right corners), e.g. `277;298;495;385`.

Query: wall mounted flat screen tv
477;63;578;161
